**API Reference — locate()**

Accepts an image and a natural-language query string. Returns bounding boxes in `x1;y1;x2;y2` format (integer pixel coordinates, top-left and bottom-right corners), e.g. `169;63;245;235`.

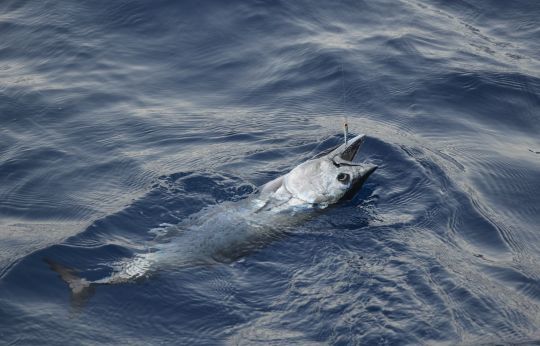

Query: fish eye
336;173;350;183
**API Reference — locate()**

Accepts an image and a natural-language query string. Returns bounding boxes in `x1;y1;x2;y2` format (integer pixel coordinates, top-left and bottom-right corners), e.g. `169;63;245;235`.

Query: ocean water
1;0;540;344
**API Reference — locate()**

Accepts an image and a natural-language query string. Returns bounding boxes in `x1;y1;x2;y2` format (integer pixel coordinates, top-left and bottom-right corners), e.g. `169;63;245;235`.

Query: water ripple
1;0;540;344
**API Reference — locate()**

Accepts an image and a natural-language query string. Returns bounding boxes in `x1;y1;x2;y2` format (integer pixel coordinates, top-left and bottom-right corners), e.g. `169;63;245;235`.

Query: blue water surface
1;0;540;344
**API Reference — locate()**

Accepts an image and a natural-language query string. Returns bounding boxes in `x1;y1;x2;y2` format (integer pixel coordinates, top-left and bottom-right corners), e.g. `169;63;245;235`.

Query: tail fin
44;258;95;308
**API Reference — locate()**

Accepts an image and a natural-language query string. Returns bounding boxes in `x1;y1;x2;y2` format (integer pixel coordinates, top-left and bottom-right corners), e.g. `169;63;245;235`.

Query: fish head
263;134;377;206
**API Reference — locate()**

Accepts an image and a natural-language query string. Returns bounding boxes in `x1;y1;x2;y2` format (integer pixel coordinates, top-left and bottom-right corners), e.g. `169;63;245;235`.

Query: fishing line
341;64;348;144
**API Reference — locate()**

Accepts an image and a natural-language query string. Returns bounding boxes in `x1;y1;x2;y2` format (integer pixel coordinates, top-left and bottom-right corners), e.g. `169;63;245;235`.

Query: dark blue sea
1;0;540;344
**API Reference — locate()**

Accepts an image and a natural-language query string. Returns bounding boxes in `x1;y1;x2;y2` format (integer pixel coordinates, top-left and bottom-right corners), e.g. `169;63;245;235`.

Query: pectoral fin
260;175;284;194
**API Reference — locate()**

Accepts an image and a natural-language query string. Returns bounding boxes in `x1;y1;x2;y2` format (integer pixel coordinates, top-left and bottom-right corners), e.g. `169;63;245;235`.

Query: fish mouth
341;164;377;201
339;134;366;161
331;134;367;167
358;164;378;182
330;134;378;201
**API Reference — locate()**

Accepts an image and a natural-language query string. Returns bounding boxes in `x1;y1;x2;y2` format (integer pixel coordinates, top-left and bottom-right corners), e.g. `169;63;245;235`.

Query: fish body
48;134;377;298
